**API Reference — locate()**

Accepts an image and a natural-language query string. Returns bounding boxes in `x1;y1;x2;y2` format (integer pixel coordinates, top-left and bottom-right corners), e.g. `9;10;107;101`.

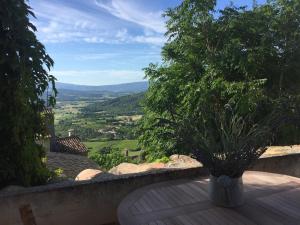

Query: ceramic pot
208;175;244;207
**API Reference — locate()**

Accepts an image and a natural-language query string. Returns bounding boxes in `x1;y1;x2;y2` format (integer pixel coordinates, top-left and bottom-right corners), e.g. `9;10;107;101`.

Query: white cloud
83;37;106;43
95;0;166;33
74;53;121;60
30;0;166;45
52;70;145;85
132;35;165;45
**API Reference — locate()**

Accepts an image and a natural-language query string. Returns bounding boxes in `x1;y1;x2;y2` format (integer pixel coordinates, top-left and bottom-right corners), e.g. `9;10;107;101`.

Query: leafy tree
139;0;300;162
0;0;56;187
89;147;128;170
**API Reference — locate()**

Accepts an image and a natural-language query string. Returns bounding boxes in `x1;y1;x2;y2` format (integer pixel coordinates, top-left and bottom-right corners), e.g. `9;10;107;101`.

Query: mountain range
56;81;148;93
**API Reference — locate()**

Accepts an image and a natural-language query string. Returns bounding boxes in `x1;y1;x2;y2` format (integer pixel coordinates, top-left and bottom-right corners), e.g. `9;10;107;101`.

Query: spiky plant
193;98;297;178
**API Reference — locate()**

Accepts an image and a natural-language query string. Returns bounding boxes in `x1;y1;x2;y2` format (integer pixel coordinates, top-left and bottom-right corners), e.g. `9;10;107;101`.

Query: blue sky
29;0;266;85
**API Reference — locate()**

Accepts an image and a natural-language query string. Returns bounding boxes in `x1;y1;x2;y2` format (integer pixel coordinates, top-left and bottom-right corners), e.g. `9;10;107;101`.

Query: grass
54;99;142;158
83;139;140;157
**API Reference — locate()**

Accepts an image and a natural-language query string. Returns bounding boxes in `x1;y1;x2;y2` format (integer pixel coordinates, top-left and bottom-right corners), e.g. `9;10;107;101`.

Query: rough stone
109;162;165;175
166;154;202;168
261;145;300;158
108;155;202;175
75;169;103;181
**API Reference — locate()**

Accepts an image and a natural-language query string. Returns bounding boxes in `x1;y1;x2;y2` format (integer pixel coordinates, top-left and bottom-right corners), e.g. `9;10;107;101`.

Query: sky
29;0;266;85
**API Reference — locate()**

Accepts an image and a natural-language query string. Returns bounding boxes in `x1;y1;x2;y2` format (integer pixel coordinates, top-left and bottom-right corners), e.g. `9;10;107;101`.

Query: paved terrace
118;171;300;225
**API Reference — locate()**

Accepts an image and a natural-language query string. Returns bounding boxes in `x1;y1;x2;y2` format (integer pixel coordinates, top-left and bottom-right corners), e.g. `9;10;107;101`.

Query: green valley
53;87;145;165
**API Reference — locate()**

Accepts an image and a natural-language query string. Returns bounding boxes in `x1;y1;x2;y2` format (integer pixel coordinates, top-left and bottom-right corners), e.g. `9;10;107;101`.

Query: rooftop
52;136;88;155
46;152;99;178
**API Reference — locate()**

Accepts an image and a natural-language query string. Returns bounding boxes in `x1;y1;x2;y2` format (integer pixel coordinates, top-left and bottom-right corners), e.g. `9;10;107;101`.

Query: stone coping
260;145;300;158
0;167;207;198
1;145;300;198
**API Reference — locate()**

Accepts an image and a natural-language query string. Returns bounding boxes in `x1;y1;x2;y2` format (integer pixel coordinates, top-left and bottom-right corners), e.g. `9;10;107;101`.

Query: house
42;107;88;155
40;108;97;178
52;136;88;156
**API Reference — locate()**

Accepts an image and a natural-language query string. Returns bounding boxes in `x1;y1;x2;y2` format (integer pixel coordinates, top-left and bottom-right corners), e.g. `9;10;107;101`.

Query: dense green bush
139;0;300;164
0;0;56;187
88;147;128;170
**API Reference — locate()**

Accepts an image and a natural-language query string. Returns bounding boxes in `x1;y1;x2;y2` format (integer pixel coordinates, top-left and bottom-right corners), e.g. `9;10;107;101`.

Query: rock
138;162;165;171
75;169;103;181
108;155;201;175
109;162;165;175
166;154;202;168
108;163;139;175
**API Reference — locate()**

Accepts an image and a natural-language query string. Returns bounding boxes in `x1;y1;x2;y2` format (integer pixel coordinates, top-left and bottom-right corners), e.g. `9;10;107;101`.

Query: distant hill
55;89;110;101
56;81;148;93
82;92;144;115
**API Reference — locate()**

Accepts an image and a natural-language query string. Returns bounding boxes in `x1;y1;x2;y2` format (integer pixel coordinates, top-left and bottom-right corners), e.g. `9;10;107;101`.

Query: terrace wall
252;153;300;177
1;151;300;225
0;167;208;225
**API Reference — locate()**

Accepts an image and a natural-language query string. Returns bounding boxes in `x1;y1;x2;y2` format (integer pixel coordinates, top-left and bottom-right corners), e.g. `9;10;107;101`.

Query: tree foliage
0;0;57;187
88;147;128;170
139;0;300;176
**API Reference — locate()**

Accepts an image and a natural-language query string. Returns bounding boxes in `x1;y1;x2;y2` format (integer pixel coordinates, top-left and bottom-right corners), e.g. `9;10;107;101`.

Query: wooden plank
143;191;164;211
258;192;300;219
133;200;148;214
156;220;166;225
194;209;226;225
176;215;194;225
236;200;295;225
187;211;212;225
130;204;143;216
118;171;300;225
149;189;172;209
148;222;157;225
139;197;153;213
187;182;209;197
182;182;208;202
212;207;256;225
176;184;202;203
163;217;182;225
158;186;182;207
168;185;194;205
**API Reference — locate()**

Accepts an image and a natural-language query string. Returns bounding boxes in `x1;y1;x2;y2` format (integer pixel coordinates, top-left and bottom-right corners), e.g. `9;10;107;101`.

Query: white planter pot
208;175;244;207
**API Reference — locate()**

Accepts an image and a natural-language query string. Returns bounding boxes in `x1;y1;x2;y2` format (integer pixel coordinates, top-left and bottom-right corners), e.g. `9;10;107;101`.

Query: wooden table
118;171;300;225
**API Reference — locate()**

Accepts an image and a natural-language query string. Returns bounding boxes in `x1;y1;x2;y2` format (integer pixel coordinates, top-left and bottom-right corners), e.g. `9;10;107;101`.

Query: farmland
83;140;140;157
54;89;144;162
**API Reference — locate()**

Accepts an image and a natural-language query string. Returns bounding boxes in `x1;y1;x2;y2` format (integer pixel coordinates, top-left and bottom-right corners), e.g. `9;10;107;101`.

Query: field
54;90;144;160
83;140;140;157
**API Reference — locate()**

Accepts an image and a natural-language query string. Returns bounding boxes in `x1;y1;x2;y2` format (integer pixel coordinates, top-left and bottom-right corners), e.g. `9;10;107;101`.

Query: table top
118;171;300;225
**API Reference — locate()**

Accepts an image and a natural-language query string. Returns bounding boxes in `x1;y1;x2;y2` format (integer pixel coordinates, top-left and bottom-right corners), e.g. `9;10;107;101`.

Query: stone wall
0;167;208;225
1;148;300;225
252;154;300;177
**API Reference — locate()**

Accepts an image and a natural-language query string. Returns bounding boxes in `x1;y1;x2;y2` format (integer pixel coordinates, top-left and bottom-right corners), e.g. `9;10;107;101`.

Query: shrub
154;156;170;164
88;148;128;170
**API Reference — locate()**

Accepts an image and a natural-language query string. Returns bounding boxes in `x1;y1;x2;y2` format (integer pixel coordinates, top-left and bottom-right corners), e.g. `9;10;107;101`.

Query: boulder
75;169;103;181
109;162;165;175
166;154;202;168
